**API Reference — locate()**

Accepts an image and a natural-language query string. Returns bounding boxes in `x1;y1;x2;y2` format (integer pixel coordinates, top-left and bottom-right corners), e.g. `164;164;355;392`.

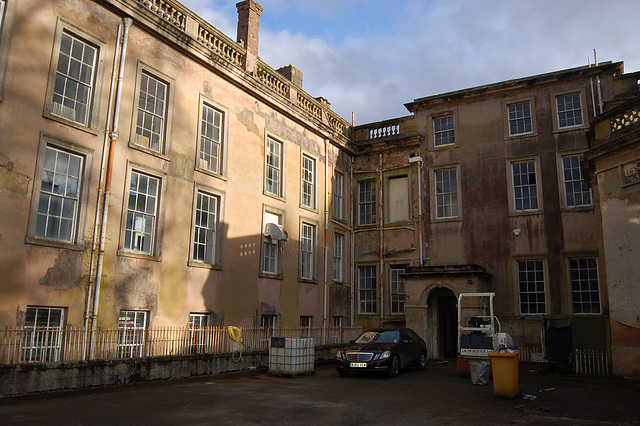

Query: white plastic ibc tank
269;336;315;374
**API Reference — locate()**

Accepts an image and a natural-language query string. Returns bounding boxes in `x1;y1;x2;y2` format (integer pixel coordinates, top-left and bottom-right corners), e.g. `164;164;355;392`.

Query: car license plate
350;362;367;368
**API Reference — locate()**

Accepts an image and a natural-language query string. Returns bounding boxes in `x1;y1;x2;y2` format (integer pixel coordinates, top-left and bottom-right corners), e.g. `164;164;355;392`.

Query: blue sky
179;0;640;125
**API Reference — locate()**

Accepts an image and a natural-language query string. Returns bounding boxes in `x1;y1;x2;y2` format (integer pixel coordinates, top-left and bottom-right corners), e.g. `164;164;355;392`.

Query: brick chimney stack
236;0;263;72
277;65;303;88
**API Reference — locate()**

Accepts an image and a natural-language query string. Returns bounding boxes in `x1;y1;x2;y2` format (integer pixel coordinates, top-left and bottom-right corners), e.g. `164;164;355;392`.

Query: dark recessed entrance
428;288;457;359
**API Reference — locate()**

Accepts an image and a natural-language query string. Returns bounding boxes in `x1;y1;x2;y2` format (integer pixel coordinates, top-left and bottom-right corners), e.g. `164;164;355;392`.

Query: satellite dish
265;222;289;241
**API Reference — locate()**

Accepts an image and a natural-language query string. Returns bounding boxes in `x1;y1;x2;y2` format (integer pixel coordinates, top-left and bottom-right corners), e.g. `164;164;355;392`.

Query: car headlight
379;351;391;360
336;350;346;360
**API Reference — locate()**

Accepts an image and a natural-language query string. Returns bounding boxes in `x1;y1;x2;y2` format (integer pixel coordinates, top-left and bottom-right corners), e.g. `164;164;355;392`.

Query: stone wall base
611;344;640;380
1;346;337;396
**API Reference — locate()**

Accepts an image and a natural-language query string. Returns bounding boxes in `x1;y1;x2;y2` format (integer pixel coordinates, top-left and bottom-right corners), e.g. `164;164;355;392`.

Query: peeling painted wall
590;139;640;378
0;0;353;339
401;67;620;351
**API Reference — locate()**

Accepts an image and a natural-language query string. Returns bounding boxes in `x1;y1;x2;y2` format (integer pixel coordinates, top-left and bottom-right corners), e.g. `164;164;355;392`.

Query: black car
335;328;427;378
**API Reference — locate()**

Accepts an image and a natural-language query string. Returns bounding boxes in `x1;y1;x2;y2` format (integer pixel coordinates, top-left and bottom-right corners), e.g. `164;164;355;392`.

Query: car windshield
355;330;400;344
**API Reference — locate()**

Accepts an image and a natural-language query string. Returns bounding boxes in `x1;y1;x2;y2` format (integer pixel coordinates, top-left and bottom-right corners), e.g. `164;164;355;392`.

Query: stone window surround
502;95;538;140
195;93;229;179
430;163;462;221
128;60;175;160
550;88;589;133
188;183;225;269
25;132;93;251
117;161;167;261
259;204;285;279
42;18;107;135
506;155;544;215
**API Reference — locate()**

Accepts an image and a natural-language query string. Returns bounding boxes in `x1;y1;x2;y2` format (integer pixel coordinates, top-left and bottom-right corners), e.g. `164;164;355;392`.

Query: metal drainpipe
323;139;329;343
89;17;132;360
594;49;604;114
416;158;424;264
350;112;355;327
82;22;123;360
378;153;384;326
350;157;355;327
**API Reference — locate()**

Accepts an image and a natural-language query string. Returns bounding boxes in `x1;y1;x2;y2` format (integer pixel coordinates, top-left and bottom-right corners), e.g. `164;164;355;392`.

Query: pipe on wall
83;21;124;360
350;113;355;327
410;156;424;264
323;139;329;340
350;156;355;327
378;153;384;326
89;17;132;360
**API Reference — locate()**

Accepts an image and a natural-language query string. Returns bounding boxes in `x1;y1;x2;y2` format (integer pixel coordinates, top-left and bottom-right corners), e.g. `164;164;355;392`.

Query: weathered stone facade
354;64;632;367
0;0;638;381
586;82;640;379
0;0;352;355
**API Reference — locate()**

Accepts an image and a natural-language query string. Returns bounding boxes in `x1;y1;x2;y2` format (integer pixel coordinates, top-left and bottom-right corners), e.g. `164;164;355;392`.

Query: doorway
427;288;457;359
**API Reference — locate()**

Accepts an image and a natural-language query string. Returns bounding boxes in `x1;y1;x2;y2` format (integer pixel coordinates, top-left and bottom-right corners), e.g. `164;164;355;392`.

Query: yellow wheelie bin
489;350;519;398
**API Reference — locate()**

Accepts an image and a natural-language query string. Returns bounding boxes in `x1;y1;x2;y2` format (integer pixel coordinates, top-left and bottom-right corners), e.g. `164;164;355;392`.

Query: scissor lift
457;292;513;377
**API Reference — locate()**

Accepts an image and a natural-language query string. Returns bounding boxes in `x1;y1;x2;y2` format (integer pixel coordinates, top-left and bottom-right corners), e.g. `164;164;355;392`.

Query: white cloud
180;0;640;124
178;0;237;37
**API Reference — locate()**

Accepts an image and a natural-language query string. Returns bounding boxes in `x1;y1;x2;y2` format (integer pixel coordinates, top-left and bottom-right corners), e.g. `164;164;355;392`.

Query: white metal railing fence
1;325;362;365
574;349;611;377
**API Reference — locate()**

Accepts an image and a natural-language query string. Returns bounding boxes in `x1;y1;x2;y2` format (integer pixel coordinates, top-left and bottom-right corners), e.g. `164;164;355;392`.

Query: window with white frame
300;316;312;328
192;190;219;265
261;211;282;275
556;93;583;128
333;232;344;282
518;260;546;315
124;171;159;255
300;222;315;280
22;306;65;363
562;154;591;207
508;102;532;136
569;257;601;314
390;268;406;314
301;154;315;208
189;313;209;328
300;316;312;336
433;115;455;146
188;313;209;354
35;146;83;242
435;169;458;218
265;137;282;197
512;160;539;212
51;31;97;126
332;316;342;328
358;180;376;225
134;71;168;152
198;102;223;174
358;265;377;314
261;314;276;328
333;171;344;220
117;310;147;359
331;316;343;343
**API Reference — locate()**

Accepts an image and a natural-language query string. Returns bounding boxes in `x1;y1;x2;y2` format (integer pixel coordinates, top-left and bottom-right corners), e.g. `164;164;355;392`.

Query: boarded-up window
388;176;408;223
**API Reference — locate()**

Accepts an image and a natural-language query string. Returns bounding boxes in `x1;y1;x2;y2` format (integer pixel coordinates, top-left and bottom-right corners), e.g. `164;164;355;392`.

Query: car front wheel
388;356;400;378
416;352;426;370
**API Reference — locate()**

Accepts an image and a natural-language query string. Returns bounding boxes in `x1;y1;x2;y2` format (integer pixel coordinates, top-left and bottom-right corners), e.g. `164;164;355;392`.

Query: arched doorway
427;288;458;360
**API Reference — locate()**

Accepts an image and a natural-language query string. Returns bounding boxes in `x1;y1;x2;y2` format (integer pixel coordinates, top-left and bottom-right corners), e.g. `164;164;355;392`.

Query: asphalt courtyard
1;361;638;425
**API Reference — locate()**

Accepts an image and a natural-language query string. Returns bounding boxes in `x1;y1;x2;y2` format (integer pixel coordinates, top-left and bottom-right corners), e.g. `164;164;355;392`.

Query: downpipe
89;17;132;360
83;21;123;360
